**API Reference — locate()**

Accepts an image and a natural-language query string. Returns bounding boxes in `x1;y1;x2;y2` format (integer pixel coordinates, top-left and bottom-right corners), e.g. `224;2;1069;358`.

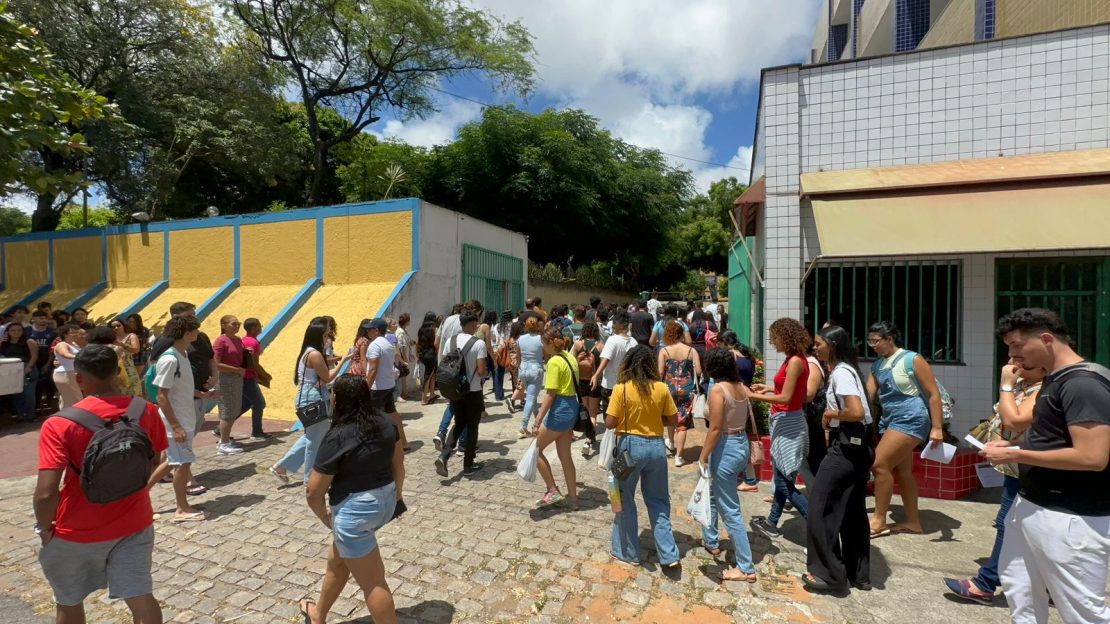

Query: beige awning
809;179;1110;257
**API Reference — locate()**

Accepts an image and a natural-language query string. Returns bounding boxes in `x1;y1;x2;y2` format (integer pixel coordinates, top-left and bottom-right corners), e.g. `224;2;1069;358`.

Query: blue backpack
143;350;179;403
879;350;955;424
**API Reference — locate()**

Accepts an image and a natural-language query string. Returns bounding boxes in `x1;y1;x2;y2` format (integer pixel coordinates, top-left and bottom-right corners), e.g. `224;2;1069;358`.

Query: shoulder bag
609;383;636;481
295;351;330;427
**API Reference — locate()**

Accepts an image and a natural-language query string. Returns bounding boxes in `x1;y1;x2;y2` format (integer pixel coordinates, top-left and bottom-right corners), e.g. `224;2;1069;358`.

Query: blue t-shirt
518;334;544;367
652;320;689;338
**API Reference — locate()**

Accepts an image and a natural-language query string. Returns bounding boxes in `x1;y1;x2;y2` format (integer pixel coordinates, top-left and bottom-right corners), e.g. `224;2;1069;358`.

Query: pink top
213;334;246;369
242;336;262;380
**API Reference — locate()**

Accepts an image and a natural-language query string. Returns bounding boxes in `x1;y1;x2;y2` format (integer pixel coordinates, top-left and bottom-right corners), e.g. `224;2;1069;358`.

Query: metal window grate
975;0;996;40
851;0;865;58
894;0;930;52
804;260;963;363
829;24;849;61
461;244;524;315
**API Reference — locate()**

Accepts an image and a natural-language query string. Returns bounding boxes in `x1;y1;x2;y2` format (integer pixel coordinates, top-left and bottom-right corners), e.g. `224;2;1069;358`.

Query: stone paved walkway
0;394;1079;623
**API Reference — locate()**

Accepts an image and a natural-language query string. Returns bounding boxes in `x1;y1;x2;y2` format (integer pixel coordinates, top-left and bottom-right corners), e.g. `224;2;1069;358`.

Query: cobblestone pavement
0;394;1078;623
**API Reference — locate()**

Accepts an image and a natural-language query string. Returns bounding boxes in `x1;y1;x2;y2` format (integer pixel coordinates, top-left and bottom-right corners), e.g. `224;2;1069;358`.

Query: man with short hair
34;344;168;623
29;310;58;412
630;300;654;345
646;291;661;321
586;296;602;322
2;304;30;333
365;318;408;449
150;302;218;440
433;301;482;449
984;308;1110;624
531;297;546;321
434;310;487;479
568;305;587;342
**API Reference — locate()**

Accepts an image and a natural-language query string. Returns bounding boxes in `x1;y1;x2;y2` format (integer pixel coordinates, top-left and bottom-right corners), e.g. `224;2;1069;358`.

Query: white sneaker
674;456;685;468
217;443;244;455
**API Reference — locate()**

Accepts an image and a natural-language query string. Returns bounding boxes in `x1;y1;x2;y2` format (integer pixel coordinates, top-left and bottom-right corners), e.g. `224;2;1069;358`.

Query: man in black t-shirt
630;301;654;345
984;308;1110;624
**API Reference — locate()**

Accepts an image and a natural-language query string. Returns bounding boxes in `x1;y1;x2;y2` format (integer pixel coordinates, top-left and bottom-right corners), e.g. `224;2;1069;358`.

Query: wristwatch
33;523;53;536
1000;384;1014;393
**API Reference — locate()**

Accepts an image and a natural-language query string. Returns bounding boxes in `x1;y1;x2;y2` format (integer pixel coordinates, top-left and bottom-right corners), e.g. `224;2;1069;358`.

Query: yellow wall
240;221;316;285
4;240;49;290
919;0;974;49
324;212;412;284
169;228;233;286
107;232;163;286
53;237;102;291
997;0;1110;37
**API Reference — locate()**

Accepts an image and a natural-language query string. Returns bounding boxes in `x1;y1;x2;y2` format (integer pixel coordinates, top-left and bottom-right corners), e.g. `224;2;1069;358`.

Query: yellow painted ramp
0;288;35;311
260;283;397;420
83;287;157;323
135;287;221;336
200;285;303;337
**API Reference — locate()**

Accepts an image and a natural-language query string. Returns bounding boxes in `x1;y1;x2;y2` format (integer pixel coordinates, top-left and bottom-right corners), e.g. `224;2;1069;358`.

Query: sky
371;0;822;192
12;0;820;214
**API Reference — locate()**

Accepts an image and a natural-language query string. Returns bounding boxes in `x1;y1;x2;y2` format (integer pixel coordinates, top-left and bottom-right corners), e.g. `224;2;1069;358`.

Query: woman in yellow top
532;327;581;507
606;345;680;567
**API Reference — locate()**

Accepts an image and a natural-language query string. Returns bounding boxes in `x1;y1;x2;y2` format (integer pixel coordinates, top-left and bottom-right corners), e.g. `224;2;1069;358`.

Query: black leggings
805;423;873;587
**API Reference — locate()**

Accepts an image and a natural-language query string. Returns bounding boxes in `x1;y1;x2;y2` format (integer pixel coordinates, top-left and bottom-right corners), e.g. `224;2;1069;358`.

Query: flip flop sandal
870;527;892;538
299;598;316;624
186;485;208;496
890;525;925;535
801;573;846;592
698;540;723;557
171;512;207;523
719;570;758;583
160;474;174;484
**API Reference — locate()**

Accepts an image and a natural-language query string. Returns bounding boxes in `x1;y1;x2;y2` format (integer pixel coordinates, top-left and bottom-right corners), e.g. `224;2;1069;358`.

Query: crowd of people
12;290;1108;624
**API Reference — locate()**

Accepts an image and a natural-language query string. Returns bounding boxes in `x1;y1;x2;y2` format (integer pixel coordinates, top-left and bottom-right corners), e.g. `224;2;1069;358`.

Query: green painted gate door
995;257;1110;368
462;244;524;314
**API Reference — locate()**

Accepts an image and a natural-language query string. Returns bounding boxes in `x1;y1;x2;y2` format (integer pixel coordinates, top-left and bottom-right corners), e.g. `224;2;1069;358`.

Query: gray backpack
55;398;156;504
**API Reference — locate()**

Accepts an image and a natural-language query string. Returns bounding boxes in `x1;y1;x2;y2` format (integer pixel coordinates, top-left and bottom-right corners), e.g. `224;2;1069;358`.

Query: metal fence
461;244;524;314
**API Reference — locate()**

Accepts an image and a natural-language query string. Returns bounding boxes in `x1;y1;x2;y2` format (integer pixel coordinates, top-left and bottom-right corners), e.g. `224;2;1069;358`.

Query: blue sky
370;0;823;192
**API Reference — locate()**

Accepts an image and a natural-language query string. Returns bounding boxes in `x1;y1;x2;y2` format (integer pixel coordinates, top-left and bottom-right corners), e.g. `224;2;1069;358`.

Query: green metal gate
995;257;1110;368
461;244;524;314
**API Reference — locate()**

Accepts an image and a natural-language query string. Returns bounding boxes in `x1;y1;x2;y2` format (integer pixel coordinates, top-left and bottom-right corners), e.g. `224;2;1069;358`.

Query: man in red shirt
33;344;168;623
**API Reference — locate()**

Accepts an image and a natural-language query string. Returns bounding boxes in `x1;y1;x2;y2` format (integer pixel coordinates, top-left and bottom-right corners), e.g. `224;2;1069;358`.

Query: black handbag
294;351;330;427
609;383;636;481
395;360;410;379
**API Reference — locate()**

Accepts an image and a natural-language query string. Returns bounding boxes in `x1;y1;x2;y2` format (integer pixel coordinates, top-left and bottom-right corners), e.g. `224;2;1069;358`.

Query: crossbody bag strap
123;396;148;422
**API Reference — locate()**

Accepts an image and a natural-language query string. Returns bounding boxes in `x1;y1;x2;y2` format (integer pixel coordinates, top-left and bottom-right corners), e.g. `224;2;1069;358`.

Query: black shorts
578;380;602;399
371;388;396;414
420;356;437;379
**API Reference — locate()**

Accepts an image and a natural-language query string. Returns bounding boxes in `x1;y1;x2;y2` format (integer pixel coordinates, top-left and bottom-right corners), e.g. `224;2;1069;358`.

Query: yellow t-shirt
605;381;677;437
545;351;579;397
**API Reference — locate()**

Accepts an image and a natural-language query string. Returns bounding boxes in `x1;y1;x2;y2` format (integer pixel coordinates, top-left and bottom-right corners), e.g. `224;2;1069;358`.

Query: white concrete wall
757;23;1110;436
393;201;528;320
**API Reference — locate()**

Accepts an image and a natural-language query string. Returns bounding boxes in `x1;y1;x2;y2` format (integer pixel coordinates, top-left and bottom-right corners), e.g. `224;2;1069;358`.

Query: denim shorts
161;416;196;466
39;525;154;606
331;482;397;559
543;395;580;433
878;399;931;442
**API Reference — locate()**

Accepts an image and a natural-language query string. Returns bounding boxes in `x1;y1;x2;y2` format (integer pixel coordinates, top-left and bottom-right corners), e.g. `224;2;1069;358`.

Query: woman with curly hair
749;318;811;540
607;345;680;568
301;374;404;624
657;320;701;467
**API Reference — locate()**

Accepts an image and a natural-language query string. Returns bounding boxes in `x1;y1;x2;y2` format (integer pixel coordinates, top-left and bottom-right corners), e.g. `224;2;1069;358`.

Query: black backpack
55;397;157;504
436;335;478;400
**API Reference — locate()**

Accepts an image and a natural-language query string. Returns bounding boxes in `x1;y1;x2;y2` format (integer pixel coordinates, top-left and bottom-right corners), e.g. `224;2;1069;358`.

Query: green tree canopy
336;135;429;202
0;206;31;236
227;0;535;206
0;6;120;218
420;106;694;281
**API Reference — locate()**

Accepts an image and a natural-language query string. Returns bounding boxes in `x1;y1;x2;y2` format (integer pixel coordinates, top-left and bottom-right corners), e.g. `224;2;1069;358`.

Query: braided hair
617;344;659;397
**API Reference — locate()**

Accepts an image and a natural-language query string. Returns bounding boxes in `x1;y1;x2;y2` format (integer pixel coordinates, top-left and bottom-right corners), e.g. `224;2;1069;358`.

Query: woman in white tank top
51;324;83;409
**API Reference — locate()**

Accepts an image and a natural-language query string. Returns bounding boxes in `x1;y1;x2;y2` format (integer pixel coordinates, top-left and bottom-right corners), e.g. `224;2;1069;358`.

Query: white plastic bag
413;362;425;384
686;470;713;527
516;439;539;482
597;428;616;469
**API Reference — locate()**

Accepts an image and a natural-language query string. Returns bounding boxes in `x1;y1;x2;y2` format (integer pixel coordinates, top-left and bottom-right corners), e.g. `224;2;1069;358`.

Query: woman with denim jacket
606;345;680;568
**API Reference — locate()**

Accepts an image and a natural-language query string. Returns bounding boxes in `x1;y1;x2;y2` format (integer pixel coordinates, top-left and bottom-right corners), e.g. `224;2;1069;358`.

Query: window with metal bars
803;260;963;363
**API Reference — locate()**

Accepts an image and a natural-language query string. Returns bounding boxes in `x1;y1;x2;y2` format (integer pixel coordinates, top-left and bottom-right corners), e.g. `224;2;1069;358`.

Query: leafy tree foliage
672;177;746;273
336;135;428;202
227;0;534;206
56;204;123;230
0;6;120;222
420;106;693;281
0;206;32;236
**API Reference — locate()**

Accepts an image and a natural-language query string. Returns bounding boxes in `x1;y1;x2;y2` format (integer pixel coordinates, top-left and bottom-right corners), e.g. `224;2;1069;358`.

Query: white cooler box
0;358;24;395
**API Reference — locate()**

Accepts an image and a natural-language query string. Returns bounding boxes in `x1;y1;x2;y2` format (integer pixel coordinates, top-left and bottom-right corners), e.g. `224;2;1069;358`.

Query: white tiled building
745;23;1110;437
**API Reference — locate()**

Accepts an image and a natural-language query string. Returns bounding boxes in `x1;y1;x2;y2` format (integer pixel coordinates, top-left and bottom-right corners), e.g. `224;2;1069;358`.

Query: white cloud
2;193;38;215
370;99;483;148
693;145;754;192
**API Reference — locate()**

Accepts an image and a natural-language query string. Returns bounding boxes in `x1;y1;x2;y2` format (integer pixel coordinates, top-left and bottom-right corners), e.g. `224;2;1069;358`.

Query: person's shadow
341;599;456;622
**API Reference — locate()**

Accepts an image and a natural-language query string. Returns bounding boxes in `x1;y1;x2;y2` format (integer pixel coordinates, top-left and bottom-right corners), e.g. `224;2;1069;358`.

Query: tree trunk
31;192;62;232
308;142;327;206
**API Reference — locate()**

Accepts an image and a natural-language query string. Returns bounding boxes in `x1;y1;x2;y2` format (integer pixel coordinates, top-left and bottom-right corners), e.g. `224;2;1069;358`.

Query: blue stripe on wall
258;277;323;348
197;278;239;321
118;280;169;320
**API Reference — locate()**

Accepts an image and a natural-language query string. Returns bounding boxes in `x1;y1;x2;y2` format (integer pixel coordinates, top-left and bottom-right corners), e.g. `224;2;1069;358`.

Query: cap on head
366;318;389;335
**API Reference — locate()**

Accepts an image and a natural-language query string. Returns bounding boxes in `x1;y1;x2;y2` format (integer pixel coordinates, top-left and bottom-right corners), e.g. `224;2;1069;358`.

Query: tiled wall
757;24;1110;434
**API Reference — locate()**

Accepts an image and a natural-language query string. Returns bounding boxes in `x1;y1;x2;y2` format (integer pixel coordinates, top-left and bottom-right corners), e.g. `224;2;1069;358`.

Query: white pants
1000;494;1110;624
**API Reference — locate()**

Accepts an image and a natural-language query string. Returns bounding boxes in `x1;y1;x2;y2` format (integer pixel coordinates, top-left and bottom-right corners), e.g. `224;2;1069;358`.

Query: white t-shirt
646;299;661;321
438;314;462;360
366;336;396;391
825;362;872;427
153;347;196;430
599;335;637;390
452;333;488;392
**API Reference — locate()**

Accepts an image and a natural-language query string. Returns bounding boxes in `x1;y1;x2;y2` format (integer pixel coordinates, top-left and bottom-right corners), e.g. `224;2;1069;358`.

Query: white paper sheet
964;434;985;450
976;462;1006;488
920;441;957;464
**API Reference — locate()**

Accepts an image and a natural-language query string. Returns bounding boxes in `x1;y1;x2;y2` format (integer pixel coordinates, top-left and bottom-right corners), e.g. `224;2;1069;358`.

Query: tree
0;6;120;226
670;176;748;274
227;0;535;206
336;135;429;201
56;204;122;230
420;106;693;281
0;206;32;236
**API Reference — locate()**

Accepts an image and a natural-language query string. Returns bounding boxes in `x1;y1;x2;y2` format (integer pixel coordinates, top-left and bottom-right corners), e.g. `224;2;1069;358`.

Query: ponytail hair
541;327;571;352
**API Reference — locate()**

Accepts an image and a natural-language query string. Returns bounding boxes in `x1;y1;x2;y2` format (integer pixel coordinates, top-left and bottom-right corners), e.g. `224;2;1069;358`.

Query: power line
427;86;750;172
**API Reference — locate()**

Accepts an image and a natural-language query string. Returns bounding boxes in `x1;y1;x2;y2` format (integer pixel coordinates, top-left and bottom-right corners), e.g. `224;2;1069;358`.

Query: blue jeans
738;469;759;485
12;367;37;419
611;435;679;565
493;365;506;401
702;434;757;573
275;419;330;484
240;377;266;435
520;364;543;430
972;475;1021;593
768;465;809;526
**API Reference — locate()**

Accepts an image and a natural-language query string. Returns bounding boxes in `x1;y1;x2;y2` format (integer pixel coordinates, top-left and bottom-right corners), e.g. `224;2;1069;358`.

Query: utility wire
428;86;750;173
